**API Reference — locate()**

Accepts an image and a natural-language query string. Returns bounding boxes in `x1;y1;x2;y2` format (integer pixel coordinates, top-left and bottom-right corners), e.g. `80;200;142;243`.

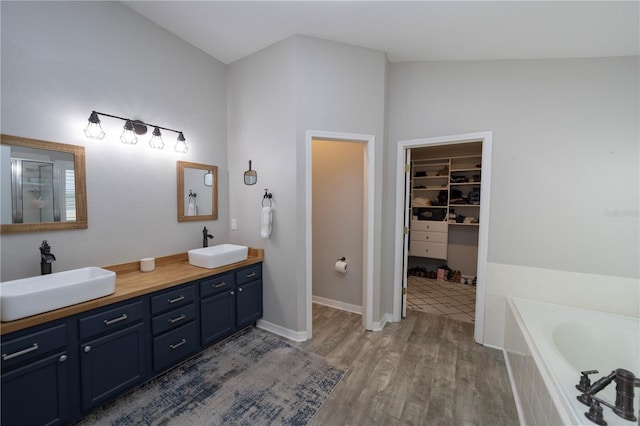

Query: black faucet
577;369;640;425
202;227;214;247
39;240;56;275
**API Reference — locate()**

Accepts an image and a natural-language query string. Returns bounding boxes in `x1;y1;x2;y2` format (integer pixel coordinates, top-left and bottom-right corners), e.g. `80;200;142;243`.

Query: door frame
393;131;492;344
305;130;375;339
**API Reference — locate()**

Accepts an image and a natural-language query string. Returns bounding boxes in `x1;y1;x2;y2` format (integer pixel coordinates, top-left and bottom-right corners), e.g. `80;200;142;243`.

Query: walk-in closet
406;141;482;323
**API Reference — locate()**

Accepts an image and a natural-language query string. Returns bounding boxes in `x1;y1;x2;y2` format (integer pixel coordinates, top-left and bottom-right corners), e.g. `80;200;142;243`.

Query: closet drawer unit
200;273;235;298
79;301;143;340
1;324;66;369
411;220;447;233
411;230;447;244
152;304;196;336
236;265;261;285
410;241;448;260
153;322;198;372
151;285;196;315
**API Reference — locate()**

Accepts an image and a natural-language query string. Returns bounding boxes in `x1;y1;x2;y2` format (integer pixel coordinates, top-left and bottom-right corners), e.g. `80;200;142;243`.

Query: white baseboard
256;319;308;342
371;313;393;331
312;295;363;315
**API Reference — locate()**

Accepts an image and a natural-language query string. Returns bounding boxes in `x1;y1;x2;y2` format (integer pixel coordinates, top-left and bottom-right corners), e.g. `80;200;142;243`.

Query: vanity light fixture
83;111;188;153
120;120;138;145
149;127;164;150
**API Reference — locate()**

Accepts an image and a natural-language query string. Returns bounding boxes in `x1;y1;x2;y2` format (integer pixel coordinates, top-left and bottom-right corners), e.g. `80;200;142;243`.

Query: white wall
312;139;364;309
228;36;387;335
0;1;228;281
385;57;639;346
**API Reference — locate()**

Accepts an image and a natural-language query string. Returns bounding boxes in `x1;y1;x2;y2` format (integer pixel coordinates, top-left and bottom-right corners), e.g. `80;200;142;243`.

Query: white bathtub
504;297;640;426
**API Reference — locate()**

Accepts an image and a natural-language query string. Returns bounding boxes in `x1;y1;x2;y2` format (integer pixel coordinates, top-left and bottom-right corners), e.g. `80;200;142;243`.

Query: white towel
261;206;272;239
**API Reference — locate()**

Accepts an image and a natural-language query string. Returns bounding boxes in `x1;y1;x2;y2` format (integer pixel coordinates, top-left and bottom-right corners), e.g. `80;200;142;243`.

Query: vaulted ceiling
123;1;639;64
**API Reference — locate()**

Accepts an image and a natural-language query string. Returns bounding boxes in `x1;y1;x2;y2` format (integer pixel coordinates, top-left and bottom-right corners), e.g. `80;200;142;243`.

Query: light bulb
120;120;138;145
84;112;105;139
149;127;164;149
174;132;188;153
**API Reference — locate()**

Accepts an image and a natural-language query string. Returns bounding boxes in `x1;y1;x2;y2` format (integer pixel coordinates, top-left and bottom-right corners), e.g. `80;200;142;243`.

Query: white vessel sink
188;244;248;269
1;267;116;322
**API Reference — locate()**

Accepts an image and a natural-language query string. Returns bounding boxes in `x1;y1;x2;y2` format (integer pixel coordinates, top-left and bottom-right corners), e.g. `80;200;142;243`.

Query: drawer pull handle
84;346;92;353
169;314;186;324
104;314;128;325
170;339;187;350
214;282;226;288
2;343;38;361
244;272;256;278
230;291;235;296
238;287;243;292
168;295;185;304
59;355;67;363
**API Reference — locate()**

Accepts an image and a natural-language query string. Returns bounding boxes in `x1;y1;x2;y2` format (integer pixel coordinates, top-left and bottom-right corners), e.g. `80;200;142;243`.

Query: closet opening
393;131;492;344
407;142;482;325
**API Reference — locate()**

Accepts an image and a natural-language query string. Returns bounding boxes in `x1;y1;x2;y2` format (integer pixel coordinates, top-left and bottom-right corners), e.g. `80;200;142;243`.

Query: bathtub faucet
577;369;640;425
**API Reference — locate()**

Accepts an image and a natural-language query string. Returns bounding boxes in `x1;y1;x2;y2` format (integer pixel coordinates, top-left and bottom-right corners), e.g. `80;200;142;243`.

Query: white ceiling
123;1;639;65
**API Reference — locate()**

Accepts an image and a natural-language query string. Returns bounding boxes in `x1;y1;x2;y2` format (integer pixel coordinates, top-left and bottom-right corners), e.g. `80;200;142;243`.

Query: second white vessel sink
1;267;116;322
188;244;248;269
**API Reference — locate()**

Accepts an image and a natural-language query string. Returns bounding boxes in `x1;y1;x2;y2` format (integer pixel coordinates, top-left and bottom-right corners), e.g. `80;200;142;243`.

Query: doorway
393;131;493;344
305;130;375;340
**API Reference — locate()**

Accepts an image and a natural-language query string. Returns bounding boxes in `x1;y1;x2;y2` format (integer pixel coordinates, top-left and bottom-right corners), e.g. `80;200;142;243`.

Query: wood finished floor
296;304;519;426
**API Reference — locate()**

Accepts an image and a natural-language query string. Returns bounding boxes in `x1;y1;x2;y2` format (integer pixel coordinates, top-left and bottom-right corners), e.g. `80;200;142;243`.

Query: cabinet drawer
151;285;196;314
152;304;196;336
79;301;143;340
200;273;235;298
1;324;66;369
236;265;261;285
411;220;447;233
409;241;448;260
153;322;197;372
410;230;447;244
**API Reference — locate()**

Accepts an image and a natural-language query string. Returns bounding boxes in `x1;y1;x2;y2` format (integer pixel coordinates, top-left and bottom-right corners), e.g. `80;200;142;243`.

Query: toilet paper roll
140;257;155;272
335;259;348;274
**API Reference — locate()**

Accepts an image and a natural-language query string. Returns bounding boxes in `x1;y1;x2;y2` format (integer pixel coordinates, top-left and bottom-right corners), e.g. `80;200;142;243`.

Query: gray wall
0;1;228;281
312;139;364;307
228;35;387;333
383;57;639;316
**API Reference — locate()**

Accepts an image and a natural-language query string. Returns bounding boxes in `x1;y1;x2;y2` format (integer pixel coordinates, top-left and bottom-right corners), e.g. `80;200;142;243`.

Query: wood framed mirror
1;134;87;234
177;161;218;222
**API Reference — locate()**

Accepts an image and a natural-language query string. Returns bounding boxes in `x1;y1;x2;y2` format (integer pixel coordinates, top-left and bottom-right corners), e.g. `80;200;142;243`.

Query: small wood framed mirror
177;161;218;222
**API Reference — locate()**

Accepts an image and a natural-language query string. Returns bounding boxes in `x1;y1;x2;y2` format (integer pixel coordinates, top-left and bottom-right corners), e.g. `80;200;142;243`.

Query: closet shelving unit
448;155;481;227
409;154;482;259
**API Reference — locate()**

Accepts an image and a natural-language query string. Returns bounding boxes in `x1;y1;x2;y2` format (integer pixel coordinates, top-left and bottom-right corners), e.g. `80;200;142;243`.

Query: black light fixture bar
85;110;188;153
90;111;182;135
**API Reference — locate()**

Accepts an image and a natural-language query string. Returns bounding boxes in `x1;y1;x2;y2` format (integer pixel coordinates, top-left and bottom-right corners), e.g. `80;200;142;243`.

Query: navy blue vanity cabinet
78;300;146;411
1;323;70;426
236;264;263;328
200;272;236;346
151;284;198;372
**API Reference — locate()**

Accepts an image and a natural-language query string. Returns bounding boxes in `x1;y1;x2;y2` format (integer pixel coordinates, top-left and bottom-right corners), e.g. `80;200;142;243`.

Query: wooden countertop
0;248;264;336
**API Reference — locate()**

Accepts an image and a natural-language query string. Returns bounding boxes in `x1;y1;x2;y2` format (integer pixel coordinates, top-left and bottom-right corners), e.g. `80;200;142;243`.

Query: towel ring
262;189;273;207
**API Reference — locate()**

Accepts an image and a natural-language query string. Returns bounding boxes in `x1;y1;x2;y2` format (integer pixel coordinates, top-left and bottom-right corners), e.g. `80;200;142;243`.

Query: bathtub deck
296;303;519;425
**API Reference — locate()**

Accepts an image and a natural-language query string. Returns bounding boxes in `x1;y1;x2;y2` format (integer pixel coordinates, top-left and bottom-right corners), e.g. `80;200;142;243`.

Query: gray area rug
79;328;345;425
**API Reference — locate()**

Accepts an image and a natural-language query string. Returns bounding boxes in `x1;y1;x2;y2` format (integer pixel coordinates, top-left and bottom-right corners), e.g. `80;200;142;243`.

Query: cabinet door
200;290;236;346
80;323;145;411
237;279;263;328
1;351;69;426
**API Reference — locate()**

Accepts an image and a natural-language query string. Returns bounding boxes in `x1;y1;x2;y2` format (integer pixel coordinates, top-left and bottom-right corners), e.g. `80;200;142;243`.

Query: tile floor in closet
406;275;476;324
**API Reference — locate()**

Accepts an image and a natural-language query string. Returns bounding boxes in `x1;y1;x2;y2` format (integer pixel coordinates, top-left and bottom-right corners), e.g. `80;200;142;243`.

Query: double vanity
0;247;263;426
